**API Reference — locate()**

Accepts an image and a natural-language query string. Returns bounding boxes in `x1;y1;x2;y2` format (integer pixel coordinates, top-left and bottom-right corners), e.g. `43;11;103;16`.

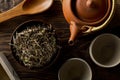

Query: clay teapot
62;0;115;45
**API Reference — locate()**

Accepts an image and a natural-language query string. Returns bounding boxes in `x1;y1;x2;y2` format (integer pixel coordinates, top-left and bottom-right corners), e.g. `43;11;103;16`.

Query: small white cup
89;33;120;68
58;58;92;80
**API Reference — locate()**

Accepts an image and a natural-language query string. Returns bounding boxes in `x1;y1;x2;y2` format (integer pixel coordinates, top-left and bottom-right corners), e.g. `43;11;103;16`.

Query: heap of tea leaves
11;24;57;68
0;0;22;13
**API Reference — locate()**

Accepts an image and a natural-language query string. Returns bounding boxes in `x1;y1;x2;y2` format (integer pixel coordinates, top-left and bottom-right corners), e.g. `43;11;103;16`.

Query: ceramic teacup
58;58;92;80
89;33;120;68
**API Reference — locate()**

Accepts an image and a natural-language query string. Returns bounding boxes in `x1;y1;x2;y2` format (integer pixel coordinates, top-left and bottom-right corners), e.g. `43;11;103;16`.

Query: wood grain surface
0;64;10;80
0;0;120;80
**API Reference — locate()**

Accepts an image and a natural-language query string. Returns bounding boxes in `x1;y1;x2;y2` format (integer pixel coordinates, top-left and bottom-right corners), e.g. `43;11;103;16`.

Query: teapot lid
75;0;111;23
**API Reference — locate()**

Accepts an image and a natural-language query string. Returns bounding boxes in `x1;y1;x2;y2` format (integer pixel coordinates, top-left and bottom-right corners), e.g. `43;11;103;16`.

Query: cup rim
58;58;92;80
89;33;120;68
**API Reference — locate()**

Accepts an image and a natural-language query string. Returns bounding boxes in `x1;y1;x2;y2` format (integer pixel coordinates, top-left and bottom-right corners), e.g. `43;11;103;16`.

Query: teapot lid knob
86;0;96;8
75;0;111;23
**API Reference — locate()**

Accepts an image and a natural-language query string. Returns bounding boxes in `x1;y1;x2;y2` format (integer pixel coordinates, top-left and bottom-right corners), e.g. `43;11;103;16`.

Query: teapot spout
68;21;89;45
68;21;80;45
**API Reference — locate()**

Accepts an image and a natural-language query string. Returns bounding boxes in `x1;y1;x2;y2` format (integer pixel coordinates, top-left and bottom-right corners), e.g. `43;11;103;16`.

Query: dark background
0;0;120;80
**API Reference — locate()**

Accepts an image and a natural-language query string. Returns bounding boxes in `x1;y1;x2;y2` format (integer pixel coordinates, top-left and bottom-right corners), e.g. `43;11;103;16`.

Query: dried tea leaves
11;24;57;68
0;0;22;13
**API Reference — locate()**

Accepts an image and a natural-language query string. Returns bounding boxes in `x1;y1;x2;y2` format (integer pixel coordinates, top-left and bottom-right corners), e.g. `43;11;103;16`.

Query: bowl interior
11;20;61;69
89;34;120;67
58;58;92;80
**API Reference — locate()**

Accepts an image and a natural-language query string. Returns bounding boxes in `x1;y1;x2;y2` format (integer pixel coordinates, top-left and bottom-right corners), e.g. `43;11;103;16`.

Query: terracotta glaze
62;0;115;45
76;0;110;23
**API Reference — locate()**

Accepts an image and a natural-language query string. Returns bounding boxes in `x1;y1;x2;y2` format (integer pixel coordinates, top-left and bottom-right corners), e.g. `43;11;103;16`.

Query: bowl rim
89;33;120;68
10;19;61;70
58;58;92;80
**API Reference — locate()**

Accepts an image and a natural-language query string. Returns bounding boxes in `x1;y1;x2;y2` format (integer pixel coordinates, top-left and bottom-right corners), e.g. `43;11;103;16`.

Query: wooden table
0;0;120;80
